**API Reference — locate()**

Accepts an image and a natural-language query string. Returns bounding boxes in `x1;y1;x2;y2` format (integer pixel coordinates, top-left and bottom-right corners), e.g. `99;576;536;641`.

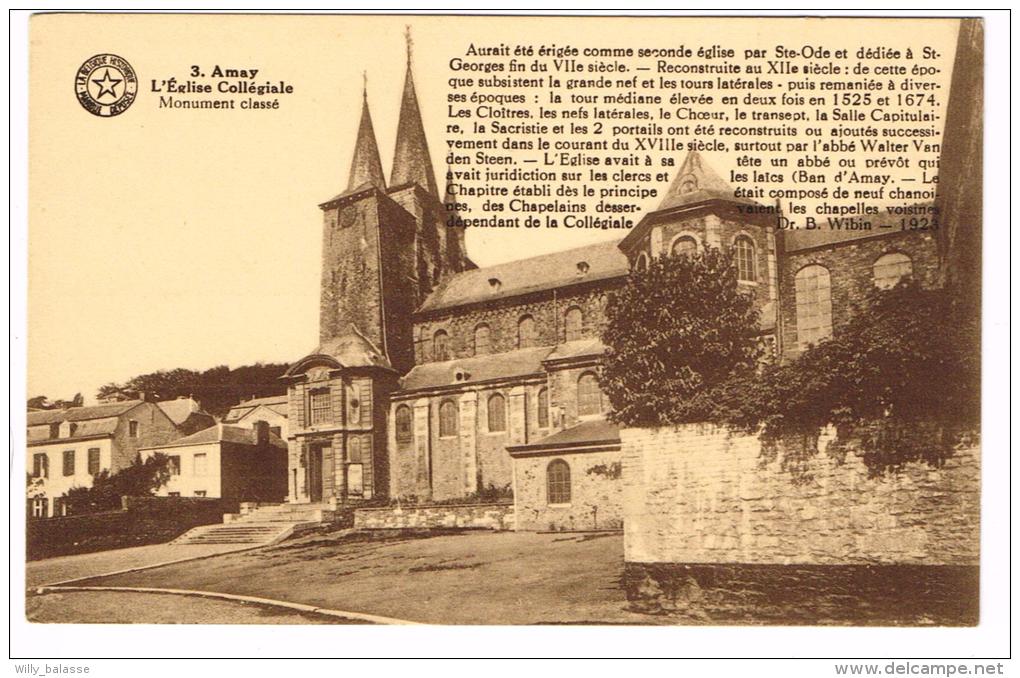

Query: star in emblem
90;68;122;99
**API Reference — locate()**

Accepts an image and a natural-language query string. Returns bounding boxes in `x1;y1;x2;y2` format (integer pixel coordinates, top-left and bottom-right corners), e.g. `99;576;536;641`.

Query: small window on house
395;405;413;442
634;253;649;272
193;453;208;477
62;450;75;476
433;330;450;361
517;315;537;349
128;420;139;438
168;492;181;497
537;388;550;429
873;252;913;289
194;490;207;497
308;388;332;425
167;455;181;476
577;372;604;416
473;323;491;356
30;497;48;519
87;448;101;476
564;307;584;342
439;400;459;438
795;264;834;348
32;453;48;478
734;236;756;282
270;426;282;439
671;236;698;259
68;423;78;437
487;393;506;433
488;278;502;293
547;459;571;505
576;261;590;275
49;423;59;439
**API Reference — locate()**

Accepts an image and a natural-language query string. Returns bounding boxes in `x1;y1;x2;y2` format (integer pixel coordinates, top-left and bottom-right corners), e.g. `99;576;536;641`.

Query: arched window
734;235;756;282
439;400;458;438
487;393;506;432
671;235;698;259
564;307;584;342
547;459;571;505
517;315;536;349
634;252;649;272
537;387;550;428
432;330;449;361
794;264;833;348
577;372;604;416
348;436;361;463
873;252;913;289
473;323;491;356
395;405;413;442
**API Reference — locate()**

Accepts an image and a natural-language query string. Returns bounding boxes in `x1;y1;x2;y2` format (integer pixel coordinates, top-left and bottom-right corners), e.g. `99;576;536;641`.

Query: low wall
27;496;226;560
353;502;514;531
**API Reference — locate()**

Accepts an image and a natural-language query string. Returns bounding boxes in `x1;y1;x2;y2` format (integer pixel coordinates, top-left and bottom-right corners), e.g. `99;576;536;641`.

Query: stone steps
172;522;306;546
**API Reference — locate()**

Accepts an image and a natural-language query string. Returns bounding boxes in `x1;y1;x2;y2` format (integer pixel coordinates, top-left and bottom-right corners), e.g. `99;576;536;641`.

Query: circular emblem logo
75;54;137;117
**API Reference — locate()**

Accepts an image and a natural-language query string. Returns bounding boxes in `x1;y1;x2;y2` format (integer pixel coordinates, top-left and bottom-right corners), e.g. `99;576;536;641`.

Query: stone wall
512;449;623;532
622;424;980;566
778;230;940;360
353;501;514;531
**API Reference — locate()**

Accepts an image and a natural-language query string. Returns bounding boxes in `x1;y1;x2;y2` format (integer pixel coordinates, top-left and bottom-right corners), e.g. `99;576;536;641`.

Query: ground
32;529;652;625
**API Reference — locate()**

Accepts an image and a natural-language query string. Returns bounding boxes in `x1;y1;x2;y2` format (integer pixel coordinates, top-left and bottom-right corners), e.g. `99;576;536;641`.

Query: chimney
253;420;270;447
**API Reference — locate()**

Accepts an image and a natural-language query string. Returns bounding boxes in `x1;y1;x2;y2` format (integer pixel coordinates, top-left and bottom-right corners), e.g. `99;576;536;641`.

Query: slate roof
27;401;142;425
655;151;760;212
391;59;439;196
542;338;607;363
347;90;387;192
223;394;288;423
27;417;119;444
507;419;621;455
418;239;629;314
142;423;286;450
285;331;393;376
156;398;206;426
399;345;554;392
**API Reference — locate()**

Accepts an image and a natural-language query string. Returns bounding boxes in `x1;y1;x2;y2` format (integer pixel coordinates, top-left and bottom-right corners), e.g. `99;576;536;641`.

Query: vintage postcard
13;9;1003;664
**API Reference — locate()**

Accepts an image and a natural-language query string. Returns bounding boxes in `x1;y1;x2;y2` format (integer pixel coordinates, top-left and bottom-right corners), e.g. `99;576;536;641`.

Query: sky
27;14;958;403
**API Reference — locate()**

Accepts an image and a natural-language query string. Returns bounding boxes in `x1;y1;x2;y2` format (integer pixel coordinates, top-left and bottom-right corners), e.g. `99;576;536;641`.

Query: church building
280;41;941;531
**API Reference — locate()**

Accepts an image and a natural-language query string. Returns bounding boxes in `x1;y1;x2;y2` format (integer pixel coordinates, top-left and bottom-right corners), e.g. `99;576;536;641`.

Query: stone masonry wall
513;449;623;532
353;502;514;531
622;424;979;566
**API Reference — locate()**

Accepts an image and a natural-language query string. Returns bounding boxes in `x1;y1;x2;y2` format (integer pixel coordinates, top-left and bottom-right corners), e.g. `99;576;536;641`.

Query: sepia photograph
9;8;1010;669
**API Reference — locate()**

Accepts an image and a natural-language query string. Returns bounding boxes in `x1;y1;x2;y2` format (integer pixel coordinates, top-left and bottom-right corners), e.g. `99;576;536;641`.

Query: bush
63;453;173;515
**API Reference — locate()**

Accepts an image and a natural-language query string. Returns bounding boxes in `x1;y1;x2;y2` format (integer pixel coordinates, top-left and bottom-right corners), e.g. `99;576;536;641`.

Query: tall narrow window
308;388;332;425
634;252;649;272
517;315;537;349
564;307;584;342
734;236;756;282
577;372;604;416
167;455;181;476
487;393;506;432
473;323;491;356
32;453;48;478
439;400;458;438
62;450;75;476
348;436;361;463
873;252;913;289
128;420;139;438
87;448;101;476
433;330;449;361
547;459;571;505
537;388;550;429
193;453;208;477
671;235;698;258
395;405;413;442
794;264;833;348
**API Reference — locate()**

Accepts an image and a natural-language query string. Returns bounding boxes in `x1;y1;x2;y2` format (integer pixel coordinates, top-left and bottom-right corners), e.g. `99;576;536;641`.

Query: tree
96;362;289;417
602;247;761;427
27;393;83;410
63;453;173;515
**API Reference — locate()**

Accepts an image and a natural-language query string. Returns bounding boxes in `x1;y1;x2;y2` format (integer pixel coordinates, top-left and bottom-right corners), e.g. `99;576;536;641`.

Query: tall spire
346;73;386;192
390;26;439;196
